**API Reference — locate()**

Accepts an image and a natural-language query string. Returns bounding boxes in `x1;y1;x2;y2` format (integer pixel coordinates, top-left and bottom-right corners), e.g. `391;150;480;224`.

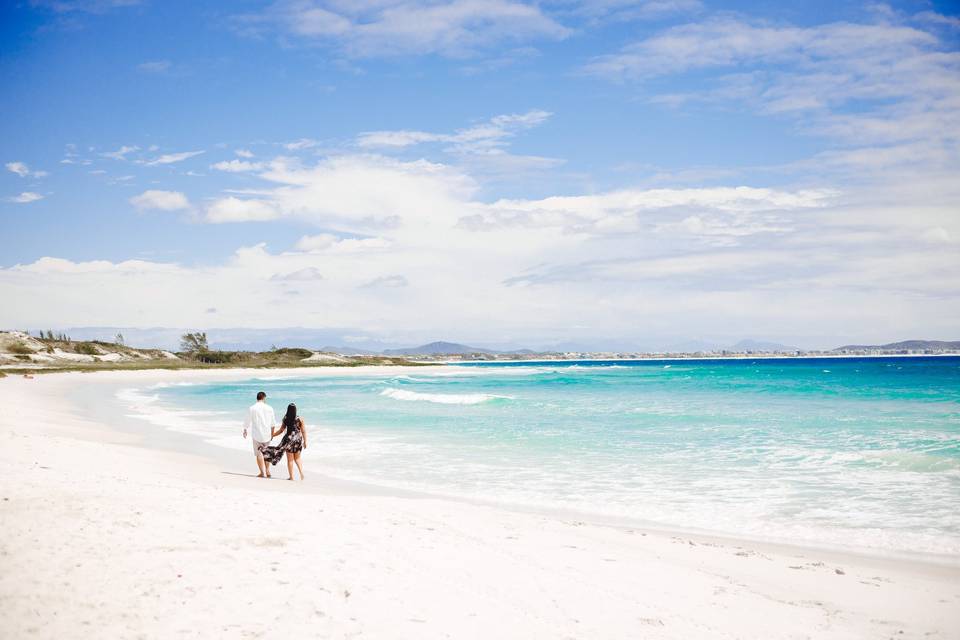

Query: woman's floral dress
259;417;304;465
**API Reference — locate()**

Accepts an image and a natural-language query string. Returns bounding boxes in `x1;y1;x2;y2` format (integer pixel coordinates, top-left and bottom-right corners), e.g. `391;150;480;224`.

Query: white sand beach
0;369;957;639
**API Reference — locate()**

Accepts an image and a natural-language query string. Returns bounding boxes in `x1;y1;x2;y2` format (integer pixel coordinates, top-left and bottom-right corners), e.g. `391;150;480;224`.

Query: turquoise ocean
118;357;960;557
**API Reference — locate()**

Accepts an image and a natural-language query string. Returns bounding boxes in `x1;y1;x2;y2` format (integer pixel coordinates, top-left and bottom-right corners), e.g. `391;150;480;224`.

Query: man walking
243;391;278;478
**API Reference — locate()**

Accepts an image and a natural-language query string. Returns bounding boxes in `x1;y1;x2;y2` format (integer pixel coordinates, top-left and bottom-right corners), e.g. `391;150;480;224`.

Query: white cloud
4;28;958;346
31;0;141;12
7;162;30;177
205;154;477;230
270;267;325;282
5;162;48;178
295;233;391;252
361;274;408;288
101;145;139;160
358;109;552;152
357;109;561;175
592;17;957;143
203;151;837;250
915;11;960;29
10;256;176;274
8;192;44;203
3;131;957;346
356;130;443;148
464;186;835;238
137;60;171;73
283;138;320;151
206;197;279;223
551;0;702;22
234;0;571;58
144;150;205;166
129;190;190;211
210;159;266;173
584;19;940;79
5;210;956;345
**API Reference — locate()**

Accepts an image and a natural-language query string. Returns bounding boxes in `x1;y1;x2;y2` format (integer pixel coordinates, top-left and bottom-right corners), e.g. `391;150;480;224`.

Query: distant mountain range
730;339;799;352
663;339;798;353
383;341;496;356
833;340;960;351
14;327;958;355
382;341;538;356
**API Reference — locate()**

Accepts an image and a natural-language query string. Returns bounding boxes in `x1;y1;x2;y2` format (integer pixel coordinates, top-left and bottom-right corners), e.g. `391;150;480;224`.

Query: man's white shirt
244;401;276;442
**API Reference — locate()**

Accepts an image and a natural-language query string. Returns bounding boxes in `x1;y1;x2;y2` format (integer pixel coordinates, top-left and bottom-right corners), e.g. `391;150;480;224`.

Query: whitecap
379;387;513;405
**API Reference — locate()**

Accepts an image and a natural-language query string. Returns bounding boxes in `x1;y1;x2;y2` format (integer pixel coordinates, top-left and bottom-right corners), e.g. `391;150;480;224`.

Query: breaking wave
380;387;512;405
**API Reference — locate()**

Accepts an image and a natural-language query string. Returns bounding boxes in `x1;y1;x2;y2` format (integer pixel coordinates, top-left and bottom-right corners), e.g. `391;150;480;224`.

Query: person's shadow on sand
220;471;266;478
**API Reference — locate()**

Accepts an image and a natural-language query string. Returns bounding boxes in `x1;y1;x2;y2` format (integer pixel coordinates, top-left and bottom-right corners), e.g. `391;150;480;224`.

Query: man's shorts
252;438;268;456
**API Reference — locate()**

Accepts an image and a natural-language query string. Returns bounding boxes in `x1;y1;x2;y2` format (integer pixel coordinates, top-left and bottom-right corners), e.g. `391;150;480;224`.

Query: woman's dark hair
283;403;297;428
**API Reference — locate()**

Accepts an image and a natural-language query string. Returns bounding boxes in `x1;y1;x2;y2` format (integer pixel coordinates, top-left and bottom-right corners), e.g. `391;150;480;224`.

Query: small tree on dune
180;332;209;355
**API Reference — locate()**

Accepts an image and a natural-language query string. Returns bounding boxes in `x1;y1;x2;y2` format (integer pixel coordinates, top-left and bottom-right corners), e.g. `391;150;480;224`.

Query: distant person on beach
242;391;278;478
259;403;307;481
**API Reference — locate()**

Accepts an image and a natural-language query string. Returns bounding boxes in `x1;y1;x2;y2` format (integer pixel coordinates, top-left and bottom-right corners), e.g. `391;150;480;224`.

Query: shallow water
118;357;960;556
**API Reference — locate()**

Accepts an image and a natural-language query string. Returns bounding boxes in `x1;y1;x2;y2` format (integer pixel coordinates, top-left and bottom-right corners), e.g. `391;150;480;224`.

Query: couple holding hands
242;391;307;481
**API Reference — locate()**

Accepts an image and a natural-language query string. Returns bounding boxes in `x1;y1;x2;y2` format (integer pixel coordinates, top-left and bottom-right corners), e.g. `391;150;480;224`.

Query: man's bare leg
256;453;266;478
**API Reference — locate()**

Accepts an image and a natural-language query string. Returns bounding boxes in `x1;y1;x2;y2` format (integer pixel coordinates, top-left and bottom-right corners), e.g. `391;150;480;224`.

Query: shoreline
29;366;960;567
446;353;960;364
4;351;958;376
1;368;958;638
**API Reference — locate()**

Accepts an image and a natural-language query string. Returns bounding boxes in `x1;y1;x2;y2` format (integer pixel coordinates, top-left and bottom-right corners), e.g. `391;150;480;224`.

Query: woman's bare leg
286;452;295;480
294;451;304;480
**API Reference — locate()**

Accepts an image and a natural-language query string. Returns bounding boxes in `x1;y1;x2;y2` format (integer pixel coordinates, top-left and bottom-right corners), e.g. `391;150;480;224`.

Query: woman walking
259;403;307;481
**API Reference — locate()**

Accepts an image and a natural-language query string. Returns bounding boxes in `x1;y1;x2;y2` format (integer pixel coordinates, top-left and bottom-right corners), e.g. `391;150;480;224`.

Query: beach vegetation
193;350;239;364
74;343;99;356
0;329;429;375
270;347;313;359
180;332;210;354
38;330;72;342
9;341;33;355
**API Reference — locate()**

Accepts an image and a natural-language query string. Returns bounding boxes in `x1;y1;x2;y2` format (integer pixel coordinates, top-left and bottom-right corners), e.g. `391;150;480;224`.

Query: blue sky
1;0;958;350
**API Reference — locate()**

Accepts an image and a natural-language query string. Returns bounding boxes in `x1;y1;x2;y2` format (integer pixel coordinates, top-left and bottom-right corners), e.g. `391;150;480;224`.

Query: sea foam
380;387;512;405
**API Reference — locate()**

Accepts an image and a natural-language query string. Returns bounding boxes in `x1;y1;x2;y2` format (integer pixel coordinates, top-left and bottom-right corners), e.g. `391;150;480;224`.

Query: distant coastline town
394;340;960;362
1;330;958;374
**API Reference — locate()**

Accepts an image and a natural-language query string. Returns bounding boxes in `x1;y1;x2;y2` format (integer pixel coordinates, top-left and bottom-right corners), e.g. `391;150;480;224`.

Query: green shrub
195;351;239;364
75;343;99;356
9;341;33;355
271;347;313;359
